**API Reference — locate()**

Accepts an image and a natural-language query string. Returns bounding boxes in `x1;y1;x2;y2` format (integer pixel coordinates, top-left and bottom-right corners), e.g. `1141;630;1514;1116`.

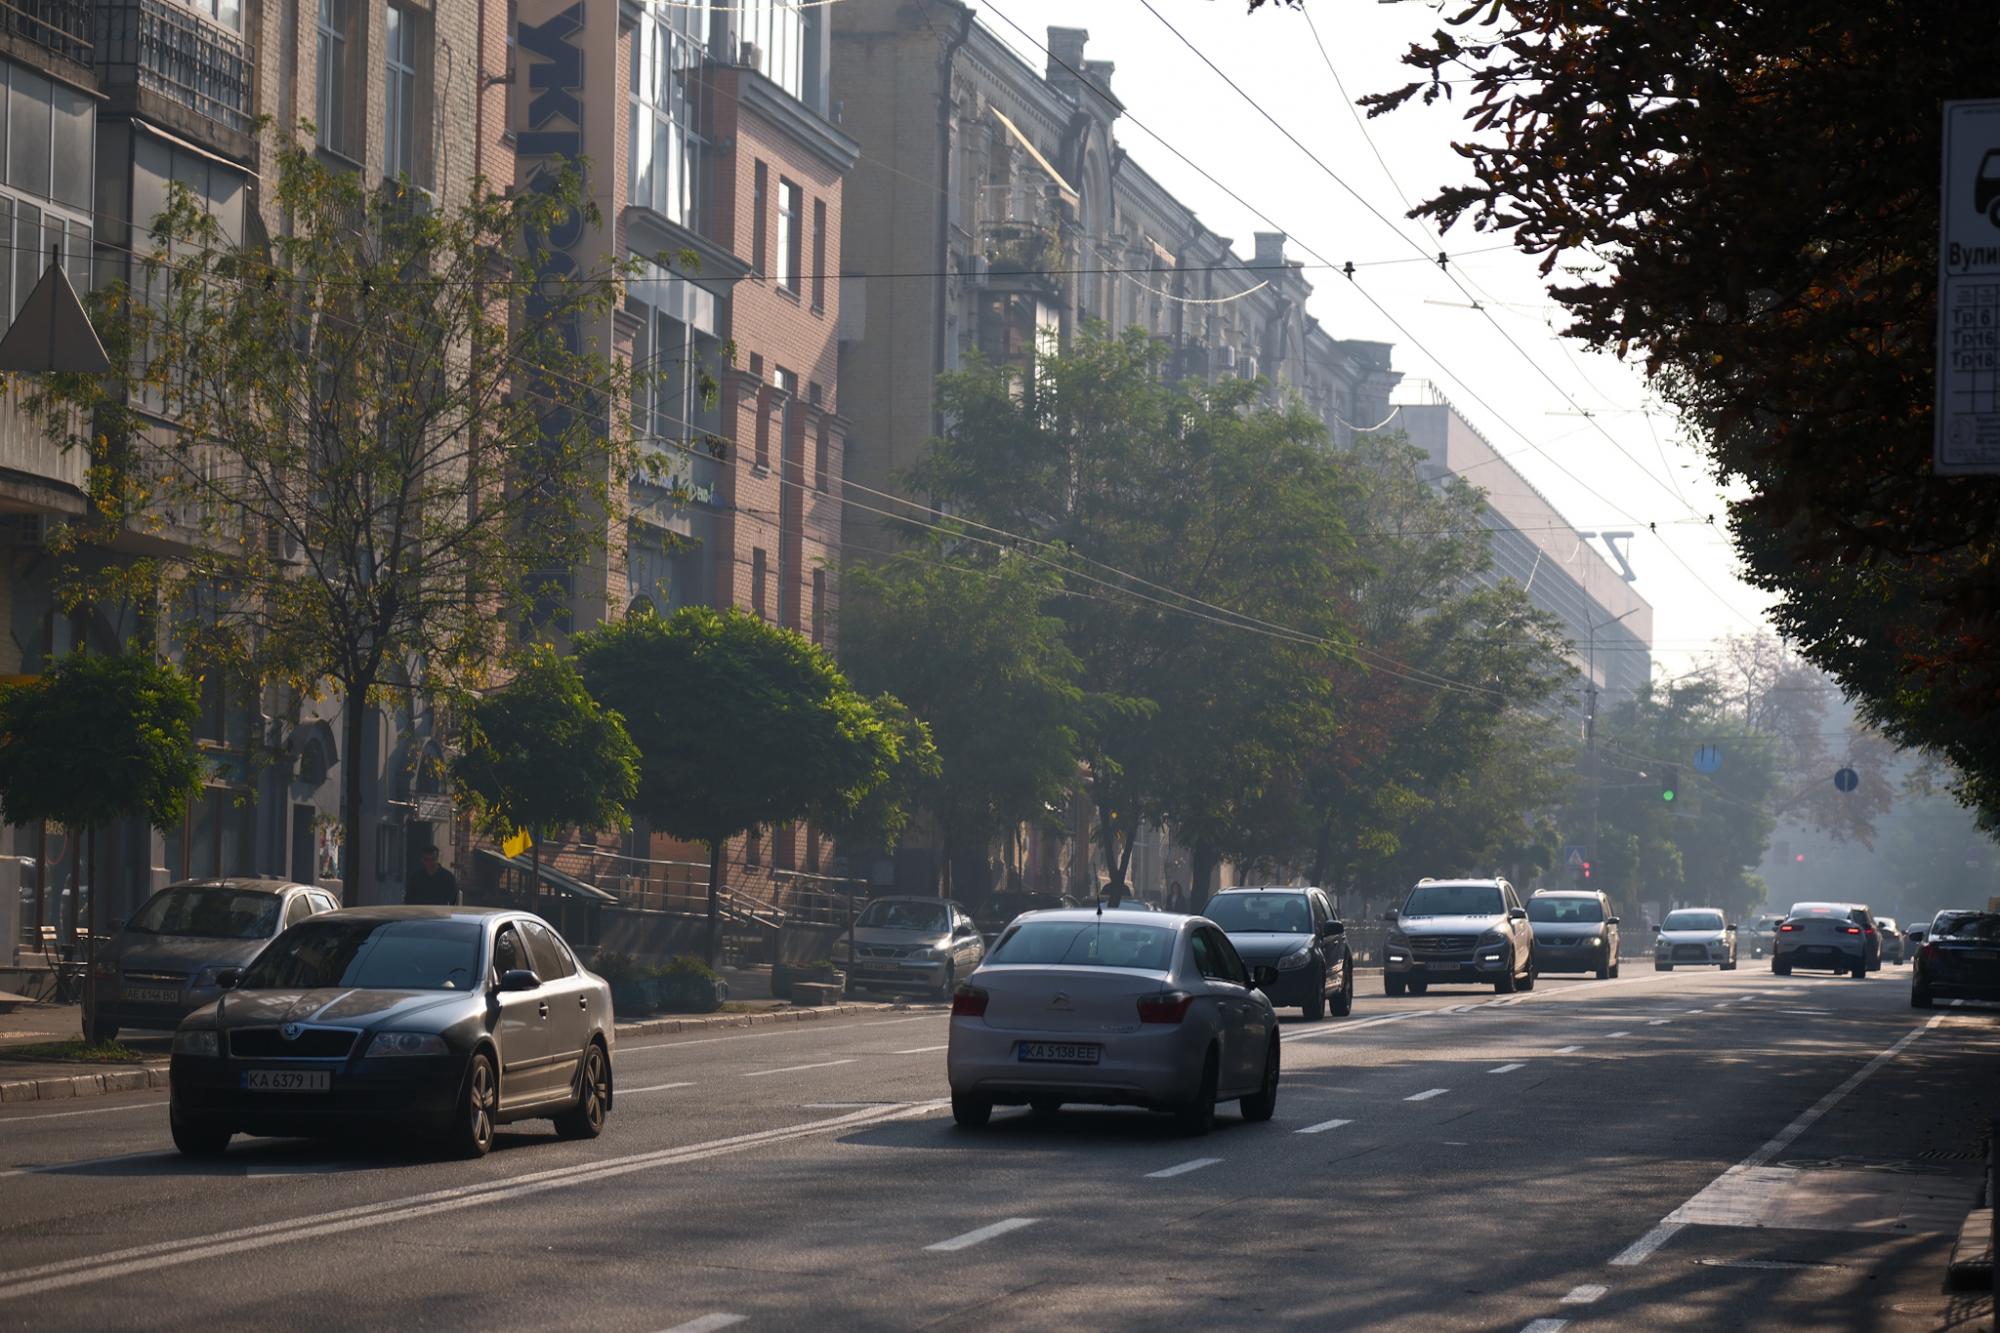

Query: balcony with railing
96;0;252;154
0;0;92;68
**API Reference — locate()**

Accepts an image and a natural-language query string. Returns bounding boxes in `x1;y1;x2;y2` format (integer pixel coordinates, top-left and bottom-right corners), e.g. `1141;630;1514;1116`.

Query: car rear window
1528;897;1603;924
1932;912;2000;941
989;921;1176;971
1402;884;1504;916
1662;910;1725;931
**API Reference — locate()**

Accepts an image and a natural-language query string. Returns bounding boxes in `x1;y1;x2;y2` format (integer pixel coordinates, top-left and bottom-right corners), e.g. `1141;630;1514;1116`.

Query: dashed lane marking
893;1046;950;1055
1405;1088;1448;1102
1552;1045;1583;1054
1488;1063;1525;1075
742;1060;856;1079
1295;1118;1352;1135
654;1315;748;1333
1519;1320;1568;1333
1605;1031;1632;1038
924;1218;1038;1252
1648;1020;1671;1026
1562;1285;1607;1305
1145;1157;1221;1179
622;1082;695;1095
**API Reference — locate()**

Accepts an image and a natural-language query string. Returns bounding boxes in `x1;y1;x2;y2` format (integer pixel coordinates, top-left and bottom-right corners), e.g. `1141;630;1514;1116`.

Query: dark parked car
1912;910;2000;1008
84;879;338;1043
1528;889;1621;978
1202;886;1353;1020
168;907;613;1159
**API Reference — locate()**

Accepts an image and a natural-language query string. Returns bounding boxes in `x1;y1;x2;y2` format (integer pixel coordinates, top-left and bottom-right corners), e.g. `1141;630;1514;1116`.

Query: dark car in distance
1202;886;1353;1020
84;879;339;1043
1912;910;2000;1008
1528;889;1621;979
168;907;613;1160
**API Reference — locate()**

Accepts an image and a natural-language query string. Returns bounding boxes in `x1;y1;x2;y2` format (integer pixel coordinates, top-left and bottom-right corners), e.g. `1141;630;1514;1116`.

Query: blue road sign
1834;767;1860;793
1563;846;1587;870
1693;744;1722;775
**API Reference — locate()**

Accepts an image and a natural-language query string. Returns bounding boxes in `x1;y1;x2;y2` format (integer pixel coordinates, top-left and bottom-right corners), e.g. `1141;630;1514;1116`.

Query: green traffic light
1661;788;1676;802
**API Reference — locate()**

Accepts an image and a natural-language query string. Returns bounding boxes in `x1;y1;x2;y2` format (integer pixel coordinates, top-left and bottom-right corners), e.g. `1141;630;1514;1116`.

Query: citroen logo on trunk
1049;992;1071;1011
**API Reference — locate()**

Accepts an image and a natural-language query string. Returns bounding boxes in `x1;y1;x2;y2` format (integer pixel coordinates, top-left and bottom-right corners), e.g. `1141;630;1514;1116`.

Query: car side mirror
1653;925;1662;933
1508;908;1527;922
1251;964;1280;990
1606;916;1621;926
215;967;242;991
499;968;540;992
1322;920;1345;939
1380;909;1399;923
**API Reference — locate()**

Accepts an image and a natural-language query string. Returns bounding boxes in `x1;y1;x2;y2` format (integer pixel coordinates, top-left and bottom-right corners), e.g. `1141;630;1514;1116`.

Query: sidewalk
0;966;918;1105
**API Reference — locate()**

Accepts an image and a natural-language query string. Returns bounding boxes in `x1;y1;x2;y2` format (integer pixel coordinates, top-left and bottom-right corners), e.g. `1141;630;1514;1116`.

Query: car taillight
1864;927;1876;935
1845;926;1861;935
1779;923;1798;932
1922;942;1941;963
1137;991;1196;1024
951;984;988;1018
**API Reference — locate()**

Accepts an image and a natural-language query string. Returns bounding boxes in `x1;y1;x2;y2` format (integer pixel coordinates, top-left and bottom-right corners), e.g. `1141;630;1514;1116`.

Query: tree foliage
1362;1;2000;823
26;130;650;899
453;643;640;849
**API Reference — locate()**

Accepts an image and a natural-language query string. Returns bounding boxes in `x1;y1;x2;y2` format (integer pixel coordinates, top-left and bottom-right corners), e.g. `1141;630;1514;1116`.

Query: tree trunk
529;835;541;920
706;838;724;968
1189;839;1220;916
341;684;368;905
1092;774;1126;906
65;824;79;940
1309;810;1335;891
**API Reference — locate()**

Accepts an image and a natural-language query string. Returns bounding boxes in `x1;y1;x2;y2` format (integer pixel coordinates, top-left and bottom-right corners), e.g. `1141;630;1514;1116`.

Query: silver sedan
946;910;1281;1135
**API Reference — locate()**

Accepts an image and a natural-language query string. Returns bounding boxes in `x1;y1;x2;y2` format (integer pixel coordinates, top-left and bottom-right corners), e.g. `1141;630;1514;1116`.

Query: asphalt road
1;962;1994;1332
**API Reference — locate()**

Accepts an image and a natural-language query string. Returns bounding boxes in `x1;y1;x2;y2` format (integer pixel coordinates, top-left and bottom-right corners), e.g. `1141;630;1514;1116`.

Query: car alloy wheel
454;1052;498;1159
556;1042;609;1140
1330;960;1353;1017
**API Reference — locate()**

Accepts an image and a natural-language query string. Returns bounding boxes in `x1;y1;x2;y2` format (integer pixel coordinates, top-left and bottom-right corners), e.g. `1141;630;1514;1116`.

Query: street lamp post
1584;608;1642;877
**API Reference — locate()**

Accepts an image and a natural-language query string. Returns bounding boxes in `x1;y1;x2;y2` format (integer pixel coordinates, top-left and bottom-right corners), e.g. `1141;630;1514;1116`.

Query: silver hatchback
946;910;1281;1135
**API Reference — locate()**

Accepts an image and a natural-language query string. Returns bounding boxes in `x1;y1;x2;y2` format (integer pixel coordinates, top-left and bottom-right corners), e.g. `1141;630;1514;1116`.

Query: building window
814;419;829;492
316;0;348;155
776;179;801;293
741;0;805;101
804;827;820;874
774;822;795;872
384;4;423;186
630;3;706;227
750;160;768;276
744;825;761;867
751;547;767;619
811;567;826;645
810;197;826;311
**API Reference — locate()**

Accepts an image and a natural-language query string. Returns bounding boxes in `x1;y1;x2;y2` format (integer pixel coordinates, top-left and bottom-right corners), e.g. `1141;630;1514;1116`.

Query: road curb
0;1002;921;1105
1948;1208;1994;1290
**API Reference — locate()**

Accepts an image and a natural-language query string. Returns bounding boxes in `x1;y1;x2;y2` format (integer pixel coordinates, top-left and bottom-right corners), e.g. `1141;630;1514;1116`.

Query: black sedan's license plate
240;1069;330;1092
1016;1042;1100;1064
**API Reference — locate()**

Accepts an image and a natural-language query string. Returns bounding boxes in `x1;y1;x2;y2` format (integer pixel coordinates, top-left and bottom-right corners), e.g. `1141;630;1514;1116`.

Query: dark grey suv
1528;889;1621;978
1202;886;1353;1020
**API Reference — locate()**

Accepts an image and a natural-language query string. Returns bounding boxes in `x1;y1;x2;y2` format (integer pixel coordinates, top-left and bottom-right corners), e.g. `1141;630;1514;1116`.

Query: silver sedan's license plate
241;1069;330;1092
1016;1042;1100;1065
121;986;180;1004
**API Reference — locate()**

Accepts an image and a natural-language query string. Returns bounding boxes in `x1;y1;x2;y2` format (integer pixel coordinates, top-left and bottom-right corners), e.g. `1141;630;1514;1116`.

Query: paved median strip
925;1218;1039;1252
1295;1118;1353;1135
1145;1157;1221;1179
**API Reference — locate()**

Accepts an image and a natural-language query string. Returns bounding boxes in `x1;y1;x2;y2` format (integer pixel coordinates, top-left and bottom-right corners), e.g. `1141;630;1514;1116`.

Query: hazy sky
967;0;1773;683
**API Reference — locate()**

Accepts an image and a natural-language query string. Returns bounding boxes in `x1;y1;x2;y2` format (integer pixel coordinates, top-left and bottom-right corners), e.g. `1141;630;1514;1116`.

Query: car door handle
578;995;589;1010
537;1001;549;1019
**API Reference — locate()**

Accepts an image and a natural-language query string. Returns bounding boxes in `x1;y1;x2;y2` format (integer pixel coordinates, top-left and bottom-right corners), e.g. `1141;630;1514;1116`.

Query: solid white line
1648;1019;1671;1026
1519;1320;1569;1333
742;1060;856;1078
1561;1284;1608;1305
0;1100;167;1124
1145;1157;1221;1179
893;1045;950;1055
1295;1118;1352;1135
924;1217;1038;1252
620;1012;943;1055
1405;1088;1448;1102
1552;1045;1584;1055
1608;1013;1943;1269
1488;1063;1525;1075
1605;1031;1632;1038
622;1082;695;1095
654;1315;747;1333
0;1100;942;1300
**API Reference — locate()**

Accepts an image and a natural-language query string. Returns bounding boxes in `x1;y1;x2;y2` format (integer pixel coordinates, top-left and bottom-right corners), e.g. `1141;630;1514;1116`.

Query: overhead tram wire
1121;0;1760;629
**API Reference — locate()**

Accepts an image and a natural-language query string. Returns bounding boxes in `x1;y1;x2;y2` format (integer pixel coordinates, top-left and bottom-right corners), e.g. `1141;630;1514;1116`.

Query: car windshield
126;887;280;940
989;921;1177;970
238;919;482;991
1203;893;1313;934
855;900;949;933
1401;884;1504;917
1933;912;2000;941
1528;897;1603;924
1663;910;1725;931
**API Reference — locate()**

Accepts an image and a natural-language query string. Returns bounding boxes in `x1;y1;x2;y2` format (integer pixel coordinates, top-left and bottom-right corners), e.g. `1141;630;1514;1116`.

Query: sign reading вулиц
1937;100;2000;476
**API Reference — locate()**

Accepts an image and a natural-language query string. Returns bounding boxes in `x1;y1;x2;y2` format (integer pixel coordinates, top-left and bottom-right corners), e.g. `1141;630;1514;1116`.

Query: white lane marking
1609;1013;1943;1268
0;1100;943;1300
1605;1031;1632;1038
893;1045;949;1055
924;1218;1038;1252
1562;1284;1607;1305
1700;1258;1842;1272
620;1013;944;1056
1519;1321;1569;1333
654;1316;747;1333
742;1060;856;1079
0;1100;167;1124
1648;1019;1671;1026
1686;1008;1706;1014
1295;1118;1352;1135
1552;1045;1584;1054
622;1082;695;1095
1488;1063;1525;1075
1283;1012;1422;1041
1405;1088;1448;1102
1779;1009;1831;1016
1145;1157;1221;1179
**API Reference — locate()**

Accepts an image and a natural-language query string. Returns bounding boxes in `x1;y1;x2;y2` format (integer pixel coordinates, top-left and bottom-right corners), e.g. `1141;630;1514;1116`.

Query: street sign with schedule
1937;100;2000;475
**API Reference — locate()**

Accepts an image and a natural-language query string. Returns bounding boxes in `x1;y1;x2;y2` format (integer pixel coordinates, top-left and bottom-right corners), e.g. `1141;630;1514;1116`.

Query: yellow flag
501;829;533;859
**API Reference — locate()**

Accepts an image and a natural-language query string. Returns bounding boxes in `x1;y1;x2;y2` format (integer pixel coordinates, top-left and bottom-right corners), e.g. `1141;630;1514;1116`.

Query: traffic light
1660;765;1680;803
1582;859;1592;880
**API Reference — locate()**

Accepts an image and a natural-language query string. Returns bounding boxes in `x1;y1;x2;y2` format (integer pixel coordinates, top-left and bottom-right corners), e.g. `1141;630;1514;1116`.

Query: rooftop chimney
1254;232;1288;270
1082;59;1116;106
1047;27;1089;99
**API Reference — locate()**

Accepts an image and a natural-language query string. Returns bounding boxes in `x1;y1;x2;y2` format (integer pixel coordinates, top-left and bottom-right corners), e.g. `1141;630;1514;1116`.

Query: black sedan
169;907;614;1159
1201;886;1353;1020
1912;910;2000;1008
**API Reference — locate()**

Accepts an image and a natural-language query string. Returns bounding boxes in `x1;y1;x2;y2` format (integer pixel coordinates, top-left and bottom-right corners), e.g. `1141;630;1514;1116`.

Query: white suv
1383;878;1536;995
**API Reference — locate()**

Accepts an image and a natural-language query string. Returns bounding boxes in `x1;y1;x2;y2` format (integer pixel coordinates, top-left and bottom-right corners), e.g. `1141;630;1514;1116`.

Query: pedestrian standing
405;844;460;906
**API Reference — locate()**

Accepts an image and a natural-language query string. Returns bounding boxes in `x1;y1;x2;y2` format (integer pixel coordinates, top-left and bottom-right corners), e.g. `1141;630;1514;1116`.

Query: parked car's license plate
121;986;180;1004
1016;1042;1100;1064
241;1069;330;1091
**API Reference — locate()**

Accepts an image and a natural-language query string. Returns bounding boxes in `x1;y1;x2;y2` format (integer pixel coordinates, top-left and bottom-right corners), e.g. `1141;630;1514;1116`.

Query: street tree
575;606;900;962
839;544;1083;903
27;131;649;902
1359;1;2000;823
0;651;205;936
453;643;641;898
825;693;942;862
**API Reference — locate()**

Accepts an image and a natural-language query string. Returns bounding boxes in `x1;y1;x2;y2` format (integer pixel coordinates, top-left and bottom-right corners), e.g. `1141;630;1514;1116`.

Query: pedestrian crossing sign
1564;846;1587;870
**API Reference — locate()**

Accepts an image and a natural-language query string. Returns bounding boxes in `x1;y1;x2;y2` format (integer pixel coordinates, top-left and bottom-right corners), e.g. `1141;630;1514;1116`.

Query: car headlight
366;1032;448;1058
190;966;223;989
1478;927;1507;946
173;1029;220;1057
1276;945;1313;971
1387;930;1409;948
1588;935;1603;948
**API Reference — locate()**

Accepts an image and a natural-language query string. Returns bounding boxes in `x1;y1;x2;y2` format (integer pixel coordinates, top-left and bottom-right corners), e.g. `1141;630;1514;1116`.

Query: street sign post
1693;744;1722;775
1563;846;1587;871
1936;99;2000;475
1834;767;1860;793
